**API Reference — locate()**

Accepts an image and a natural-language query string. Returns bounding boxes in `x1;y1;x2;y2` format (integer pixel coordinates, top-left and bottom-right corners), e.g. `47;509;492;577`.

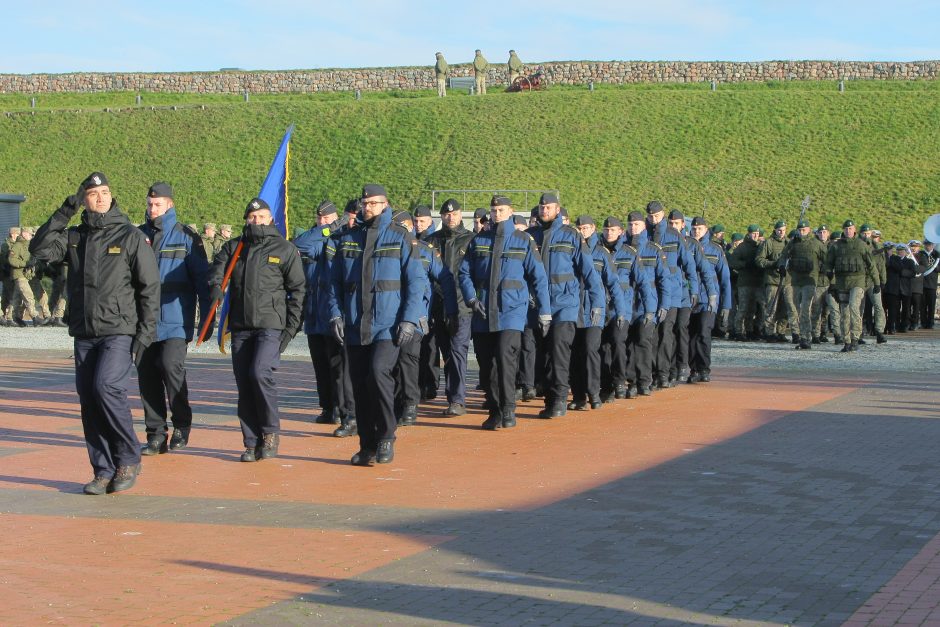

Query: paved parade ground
1;332;939;625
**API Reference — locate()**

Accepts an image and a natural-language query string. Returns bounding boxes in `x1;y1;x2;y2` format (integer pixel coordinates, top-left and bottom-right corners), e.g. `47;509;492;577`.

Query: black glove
209;285;224;303
828;285;838;297
330;317;345;346
395;321;416;346
643;312;655;326
777;266;787;277
57;187;83;221
278;330;292;354
131;338;147;368
590;307;603;327
468;298;487;319
538;314;552;337
656;307;668;324
445;314;459;336
872;284;881;294
827;270;834;280
615;315;626;330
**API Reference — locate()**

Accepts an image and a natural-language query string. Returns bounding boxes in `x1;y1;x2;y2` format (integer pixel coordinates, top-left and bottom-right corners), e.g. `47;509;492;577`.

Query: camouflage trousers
30;278;50;318
793;284;817;341
865;285;886;334
839;287;866;343
1;278;13;320
48;275;66;317
733;285;760;336
436;76;446;97
763;284;798;336
475;74;487;95
12;277;37;318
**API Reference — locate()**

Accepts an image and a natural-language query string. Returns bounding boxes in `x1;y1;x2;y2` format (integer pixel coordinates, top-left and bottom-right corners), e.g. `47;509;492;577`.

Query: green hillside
2;81;939;241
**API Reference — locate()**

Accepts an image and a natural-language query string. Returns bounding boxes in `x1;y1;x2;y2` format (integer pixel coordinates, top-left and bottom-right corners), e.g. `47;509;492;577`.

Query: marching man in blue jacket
459;195;550;430
327;185;427;466
137;182;213;456
527;193;605;418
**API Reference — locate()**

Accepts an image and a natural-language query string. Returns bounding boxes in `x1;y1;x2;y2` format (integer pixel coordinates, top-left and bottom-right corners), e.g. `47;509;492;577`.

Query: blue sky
2;0;938;73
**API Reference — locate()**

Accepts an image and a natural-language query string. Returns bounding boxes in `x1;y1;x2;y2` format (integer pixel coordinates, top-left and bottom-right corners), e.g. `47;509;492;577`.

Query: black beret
440;198;461;214
344;198;361;214
512;215;527;226
413;204;432;218
603;217;623;228
473;207;488;219
576;215;595;227
82;171;109;189
646;200;664;214
559;206;569;218
244;197;270;218
530;206;539;218
539;192;559;205
361;184;387;199
491;195;512;207
691;216;707;227
391;209;411;224
316;200;337;217
147;181;173;199
668;209;685;221
627;211;645;223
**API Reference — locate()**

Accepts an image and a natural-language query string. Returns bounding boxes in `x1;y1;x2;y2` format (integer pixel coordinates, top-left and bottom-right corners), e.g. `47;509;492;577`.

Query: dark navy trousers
74;335;140;478
231;329;281;448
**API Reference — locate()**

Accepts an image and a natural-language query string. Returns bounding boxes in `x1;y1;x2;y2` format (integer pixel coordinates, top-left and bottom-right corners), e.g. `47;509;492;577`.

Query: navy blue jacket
583;233;629;325
327;207;427;346
648;220;700;309
622;231;668;319
138;207;212;342
459;219;550;333
698;233;733;311
683;235;719;311
527;218;604;324
294;219;341;336
416;240;458;332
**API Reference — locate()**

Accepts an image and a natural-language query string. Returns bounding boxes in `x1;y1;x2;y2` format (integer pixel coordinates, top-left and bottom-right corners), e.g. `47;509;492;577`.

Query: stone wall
1;60;937;94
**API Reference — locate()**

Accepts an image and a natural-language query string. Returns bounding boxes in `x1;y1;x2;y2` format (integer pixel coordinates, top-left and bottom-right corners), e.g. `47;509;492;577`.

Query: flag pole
195;240;244;346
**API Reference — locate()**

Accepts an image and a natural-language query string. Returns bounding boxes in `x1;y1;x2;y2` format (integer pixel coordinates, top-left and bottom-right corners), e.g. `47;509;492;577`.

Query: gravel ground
1;324;937;373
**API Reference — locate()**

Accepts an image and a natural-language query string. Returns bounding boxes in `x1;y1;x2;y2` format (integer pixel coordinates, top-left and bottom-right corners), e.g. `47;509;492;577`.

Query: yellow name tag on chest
268;256;281;264
108;246;121;254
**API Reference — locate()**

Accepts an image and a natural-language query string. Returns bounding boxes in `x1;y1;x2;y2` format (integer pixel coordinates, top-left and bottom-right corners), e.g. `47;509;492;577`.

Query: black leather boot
141;434;168;456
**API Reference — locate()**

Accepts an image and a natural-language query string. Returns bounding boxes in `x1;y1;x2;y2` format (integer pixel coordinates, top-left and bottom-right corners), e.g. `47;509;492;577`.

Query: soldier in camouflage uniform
434;52;449;97
24;228;52;323
7;227;42;325
779;219;826;349
727;225;762;340
826;220;877;352
756;220;799;342
859;224;887;344
0;227;19;326
202;223;218;263
507;50;523;85
473;49;488;95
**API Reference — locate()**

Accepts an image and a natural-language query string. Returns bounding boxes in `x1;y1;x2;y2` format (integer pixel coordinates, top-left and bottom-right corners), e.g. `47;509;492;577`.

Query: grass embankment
1;81;938;240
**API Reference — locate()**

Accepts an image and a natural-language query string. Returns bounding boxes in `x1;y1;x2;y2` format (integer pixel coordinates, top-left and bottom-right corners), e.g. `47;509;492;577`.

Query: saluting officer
571;215;628;409
528;193;604;417
426;198;476;416
327;185;427;465
645;201;699;388
294;200;348;426
826;219;877;352
778;218;825;350
459;194;550;430
137;182;213;456
30;172;160;495
689;217;731;382
210;197;305;461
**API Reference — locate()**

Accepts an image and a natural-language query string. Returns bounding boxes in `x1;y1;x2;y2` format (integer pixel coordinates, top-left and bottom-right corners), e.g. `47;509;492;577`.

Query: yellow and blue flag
217;124;295;352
